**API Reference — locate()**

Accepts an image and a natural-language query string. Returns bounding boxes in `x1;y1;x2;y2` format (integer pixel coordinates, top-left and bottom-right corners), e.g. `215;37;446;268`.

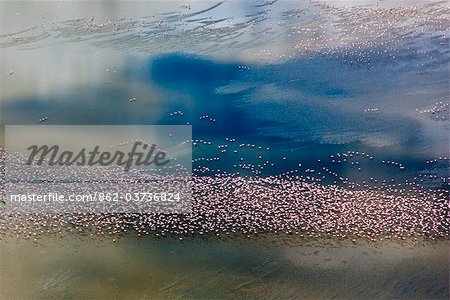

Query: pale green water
0;235;448;299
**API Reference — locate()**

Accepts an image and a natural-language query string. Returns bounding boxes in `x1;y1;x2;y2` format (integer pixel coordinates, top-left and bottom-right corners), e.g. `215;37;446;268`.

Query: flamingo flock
0;148;448;243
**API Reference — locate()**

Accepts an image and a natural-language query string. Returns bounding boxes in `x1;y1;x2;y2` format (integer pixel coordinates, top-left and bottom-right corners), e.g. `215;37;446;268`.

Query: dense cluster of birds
0;148;448;243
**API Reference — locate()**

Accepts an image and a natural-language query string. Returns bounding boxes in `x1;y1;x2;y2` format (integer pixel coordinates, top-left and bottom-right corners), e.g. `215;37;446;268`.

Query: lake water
0;0;449;298
0;235;448;299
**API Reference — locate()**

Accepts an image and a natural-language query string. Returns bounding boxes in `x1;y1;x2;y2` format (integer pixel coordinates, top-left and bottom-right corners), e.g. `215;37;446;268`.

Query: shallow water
0;235;448;299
